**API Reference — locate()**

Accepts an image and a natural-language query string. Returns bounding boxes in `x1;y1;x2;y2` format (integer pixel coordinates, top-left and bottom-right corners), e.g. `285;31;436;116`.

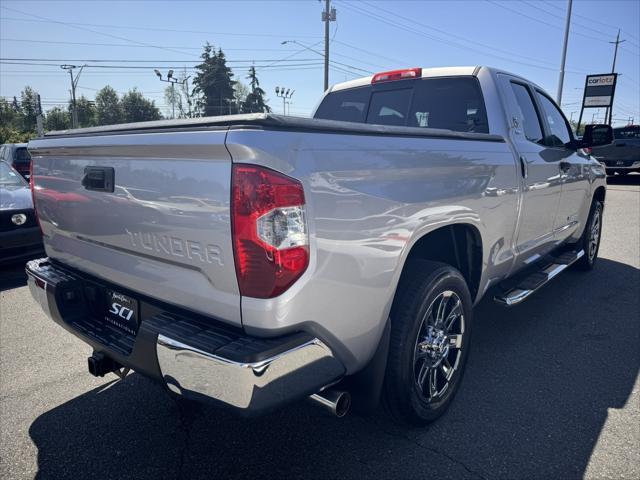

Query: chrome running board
494;250;584;306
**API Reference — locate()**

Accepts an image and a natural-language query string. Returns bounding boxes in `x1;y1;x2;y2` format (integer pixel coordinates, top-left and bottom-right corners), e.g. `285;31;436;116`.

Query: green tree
45;107;70;131
121;88;162;123
74;96;97;127
95;86;123;125
193;43;236;116
241;67;271;114
20;86;40;132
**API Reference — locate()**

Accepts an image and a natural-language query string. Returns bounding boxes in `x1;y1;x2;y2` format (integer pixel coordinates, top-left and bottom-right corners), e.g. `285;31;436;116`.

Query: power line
539;0;640;43
338;1;589;74
0;14;323;39
0;57;320;64
0;7;195;57
361;0;561;69
0;38;303;52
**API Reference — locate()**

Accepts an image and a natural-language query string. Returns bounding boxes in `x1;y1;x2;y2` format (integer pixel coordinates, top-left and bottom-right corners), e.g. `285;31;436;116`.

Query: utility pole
322;0;336;92
605;29;626;125
36;94;44;137
275;87;294;115
556;0;572;105
61;64;85;128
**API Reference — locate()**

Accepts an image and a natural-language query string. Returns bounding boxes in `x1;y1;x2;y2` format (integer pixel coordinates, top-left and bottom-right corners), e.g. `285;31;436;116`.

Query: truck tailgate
28;130;241;326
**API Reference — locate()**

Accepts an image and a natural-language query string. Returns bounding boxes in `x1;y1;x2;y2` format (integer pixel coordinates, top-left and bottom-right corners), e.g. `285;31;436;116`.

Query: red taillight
231;164;309;298
29;159;42;232
371;67;422;84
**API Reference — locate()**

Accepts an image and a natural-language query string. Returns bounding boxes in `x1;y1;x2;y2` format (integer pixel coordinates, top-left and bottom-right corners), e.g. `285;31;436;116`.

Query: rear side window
408;77;489;133
14;148;31;164
314;86;370;123
510;83;544;144
314;77;489;133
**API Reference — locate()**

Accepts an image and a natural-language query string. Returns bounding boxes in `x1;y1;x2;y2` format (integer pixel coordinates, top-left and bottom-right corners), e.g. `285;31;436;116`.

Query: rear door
499;75;562;259
29;129;241;326
533;89;591;242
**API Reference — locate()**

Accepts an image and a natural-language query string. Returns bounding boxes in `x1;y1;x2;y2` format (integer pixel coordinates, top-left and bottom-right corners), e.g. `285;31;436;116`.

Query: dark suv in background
0;160;43;265
592;125;640;176
0;143;32;180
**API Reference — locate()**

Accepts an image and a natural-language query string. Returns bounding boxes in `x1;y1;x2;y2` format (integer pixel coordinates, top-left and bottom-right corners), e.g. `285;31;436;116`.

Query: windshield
0;161;27;187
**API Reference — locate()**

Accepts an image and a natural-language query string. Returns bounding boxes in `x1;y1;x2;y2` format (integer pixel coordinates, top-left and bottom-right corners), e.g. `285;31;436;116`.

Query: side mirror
580;124;613;148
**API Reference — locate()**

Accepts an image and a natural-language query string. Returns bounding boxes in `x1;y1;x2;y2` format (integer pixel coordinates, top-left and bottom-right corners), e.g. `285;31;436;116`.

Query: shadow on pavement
0;262;29;292
29;258;640;479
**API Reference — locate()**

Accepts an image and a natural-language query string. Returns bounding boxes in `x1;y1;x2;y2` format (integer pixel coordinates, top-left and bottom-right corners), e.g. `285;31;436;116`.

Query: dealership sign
582;74;618;108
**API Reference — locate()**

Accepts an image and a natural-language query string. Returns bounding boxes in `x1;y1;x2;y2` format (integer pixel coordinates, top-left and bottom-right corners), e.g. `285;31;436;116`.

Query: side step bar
494;250;584;306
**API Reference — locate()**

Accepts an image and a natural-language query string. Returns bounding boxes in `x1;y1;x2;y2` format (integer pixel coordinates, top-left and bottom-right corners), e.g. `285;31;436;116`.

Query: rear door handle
519;156;528;179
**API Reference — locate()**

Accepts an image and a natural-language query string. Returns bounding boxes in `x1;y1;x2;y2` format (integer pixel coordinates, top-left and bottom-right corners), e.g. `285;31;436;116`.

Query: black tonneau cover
42;113;504;142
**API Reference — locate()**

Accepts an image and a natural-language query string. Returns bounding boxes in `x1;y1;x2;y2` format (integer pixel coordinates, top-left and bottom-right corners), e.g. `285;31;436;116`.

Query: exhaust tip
309;389;351;418
333;391;351;418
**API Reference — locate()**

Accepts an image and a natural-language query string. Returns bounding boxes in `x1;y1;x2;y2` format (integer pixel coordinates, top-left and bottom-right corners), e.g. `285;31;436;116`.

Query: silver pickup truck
26;66;612;425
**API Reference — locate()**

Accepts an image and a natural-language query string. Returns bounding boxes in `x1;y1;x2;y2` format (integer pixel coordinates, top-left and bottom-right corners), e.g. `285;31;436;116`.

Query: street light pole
556;0;572;105
275;87;294;115
154;69;189;119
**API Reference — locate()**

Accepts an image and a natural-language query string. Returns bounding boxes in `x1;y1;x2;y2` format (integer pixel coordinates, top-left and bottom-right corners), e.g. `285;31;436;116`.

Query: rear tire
383;260;473;426
575;200;603;271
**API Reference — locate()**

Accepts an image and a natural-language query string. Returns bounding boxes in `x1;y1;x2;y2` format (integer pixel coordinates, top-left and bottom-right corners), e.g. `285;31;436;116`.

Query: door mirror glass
581;124;613;148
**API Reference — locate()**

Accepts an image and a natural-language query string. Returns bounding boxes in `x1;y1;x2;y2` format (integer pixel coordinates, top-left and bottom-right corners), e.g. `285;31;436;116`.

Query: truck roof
330;66;481;92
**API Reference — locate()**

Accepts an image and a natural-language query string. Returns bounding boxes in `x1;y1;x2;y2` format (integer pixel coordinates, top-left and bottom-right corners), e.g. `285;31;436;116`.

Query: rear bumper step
26;257;345;415
494;250;584;306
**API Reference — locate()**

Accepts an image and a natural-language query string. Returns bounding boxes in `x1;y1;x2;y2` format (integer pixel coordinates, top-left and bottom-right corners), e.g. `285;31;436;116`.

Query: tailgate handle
82;166;114;192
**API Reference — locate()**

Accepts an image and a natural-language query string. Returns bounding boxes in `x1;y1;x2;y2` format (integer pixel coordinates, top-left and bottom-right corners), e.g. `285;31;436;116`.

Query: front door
499;76;563;260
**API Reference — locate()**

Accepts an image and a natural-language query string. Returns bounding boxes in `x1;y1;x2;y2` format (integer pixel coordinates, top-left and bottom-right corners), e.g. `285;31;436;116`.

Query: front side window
535;91;572;147
510;83;544;144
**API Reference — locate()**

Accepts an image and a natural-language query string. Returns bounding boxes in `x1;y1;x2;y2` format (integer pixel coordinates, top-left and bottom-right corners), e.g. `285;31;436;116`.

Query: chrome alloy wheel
413;290;465;403
588;208;601;261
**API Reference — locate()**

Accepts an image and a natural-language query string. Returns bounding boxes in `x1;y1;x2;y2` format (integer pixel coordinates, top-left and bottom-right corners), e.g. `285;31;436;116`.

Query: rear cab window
314;76;489;134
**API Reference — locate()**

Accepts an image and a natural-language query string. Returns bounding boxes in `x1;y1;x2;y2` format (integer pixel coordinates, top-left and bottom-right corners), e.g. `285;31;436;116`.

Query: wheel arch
398;223;484;301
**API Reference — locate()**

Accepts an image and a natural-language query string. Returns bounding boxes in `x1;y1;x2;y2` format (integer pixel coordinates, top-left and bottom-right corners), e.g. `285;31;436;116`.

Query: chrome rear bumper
26;257;345;415
157;334;344;413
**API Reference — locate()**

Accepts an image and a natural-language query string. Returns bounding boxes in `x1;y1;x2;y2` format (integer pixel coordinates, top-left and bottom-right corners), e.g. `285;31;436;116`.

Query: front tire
575;200;603;271
383;261;473;426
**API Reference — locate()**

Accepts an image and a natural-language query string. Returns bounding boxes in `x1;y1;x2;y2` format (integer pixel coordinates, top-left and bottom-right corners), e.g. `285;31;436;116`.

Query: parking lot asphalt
1;175;639;480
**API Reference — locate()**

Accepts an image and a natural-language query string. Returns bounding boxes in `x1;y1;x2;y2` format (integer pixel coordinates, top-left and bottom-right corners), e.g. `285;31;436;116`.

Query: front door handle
559;161;571;173
519;156;528;179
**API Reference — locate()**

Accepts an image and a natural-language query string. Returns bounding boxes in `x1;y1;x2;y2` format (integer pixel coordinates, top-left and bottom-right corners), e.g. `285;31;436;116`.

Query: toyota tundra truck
26;66;612;425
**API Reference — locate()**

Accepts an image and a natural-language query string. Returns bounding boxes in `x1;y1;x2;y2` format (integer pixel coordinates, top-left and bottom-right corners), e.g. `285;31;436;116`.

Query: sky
1;0;639;126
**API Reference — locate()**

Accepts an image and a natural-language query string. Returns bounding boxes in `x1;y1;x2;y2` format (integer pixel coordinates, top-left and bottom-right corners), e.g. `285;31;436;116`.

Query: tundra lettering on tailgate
125;229;223;266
